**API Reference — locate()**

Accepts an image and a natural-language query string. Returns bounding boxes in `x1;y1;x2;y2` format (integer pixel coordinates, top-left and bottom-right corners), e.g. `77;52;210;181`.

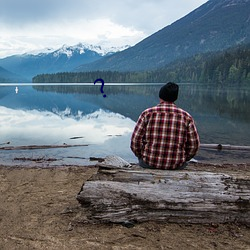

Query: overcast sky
0;0;208;58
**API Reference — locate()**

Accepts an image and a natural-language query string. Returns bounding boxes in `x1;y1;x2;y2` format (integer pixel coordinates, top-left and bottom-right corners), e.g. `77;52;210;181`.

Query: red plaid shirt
130;102;200;169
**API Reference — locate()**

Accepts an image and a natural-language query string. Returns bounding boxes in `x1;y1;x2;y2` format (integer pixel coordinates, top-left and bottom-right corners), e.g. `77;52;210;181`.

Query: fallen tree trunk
0;144;88;150
200;143;250;151
77;165;250;225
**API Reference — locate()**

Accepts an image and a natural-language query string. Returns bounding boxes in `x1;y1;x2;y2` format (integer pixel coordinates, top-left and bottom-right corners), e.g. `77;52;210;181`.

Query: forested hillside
33;44;250;85
75;0;250;72
152;43;250;84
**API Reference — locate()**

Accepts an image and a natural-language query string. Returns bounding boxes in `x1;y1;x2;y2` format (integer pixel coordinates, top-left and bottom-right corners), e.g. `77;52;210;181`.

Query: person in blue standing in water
130;82;200;170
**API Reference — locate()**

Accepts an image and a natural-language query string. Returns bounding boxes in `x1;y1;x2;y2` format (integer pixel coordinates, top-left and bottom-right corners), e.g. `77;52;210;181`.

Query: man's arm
185;119;200;161
130;113;146;158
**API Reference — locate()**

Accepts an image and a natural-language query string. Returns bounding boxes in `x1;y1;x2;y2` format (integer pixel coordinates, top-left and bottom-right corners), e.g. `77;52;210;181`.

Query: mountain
32;42;250;85
0;65;27;83
0;43;129;81
75;0;250;72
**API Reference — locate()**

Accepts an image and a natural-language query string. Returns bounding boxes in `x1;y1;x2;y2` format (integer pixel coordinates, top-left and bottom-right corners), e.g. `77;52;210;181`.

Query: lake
0;83;250;167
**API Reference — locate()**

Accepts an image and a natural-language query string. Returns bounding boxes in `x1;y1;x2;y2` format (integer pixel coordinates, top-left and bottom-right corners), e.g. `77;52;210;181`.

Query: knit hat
159;82;179;102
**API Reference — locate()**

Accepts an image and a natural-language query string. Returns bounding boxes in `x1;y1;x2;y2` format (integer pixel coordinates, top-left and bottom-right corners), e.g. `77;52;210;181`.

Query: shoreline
2;146;250;168
1;161;250;171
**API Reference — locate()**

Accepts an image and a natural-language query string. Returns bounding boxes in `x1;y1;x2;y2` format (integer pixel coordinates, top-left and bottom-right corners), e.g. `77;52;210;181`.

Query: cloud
0;17;145;57
0;0;74;25
0;0;208;57
0;0;207;32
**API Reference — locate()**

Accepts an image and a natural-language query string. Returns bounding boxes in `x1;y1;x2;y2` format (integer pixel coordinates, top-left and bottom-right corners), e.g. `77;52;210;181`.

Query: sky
0;0;208;58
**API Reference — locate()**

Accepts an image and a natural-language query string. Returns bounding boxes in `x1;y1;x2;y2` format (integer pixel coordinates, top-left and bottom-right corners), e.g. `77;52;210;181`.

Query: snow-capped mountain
29;43;130;58
0;43;130;81
51;43;130;58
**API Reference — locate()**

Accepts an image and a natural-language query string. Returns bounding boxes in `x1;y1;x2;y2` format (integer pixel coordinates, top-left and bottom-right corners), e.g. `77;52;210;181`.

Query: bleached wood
97;155;132;168
0;144;88;150
77;166;250;225
200;143;250;151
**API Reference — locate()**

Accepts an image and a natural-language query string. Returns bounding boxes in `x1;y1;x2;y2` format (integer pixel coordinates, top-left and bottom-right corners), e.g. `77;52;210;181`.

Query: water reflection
0;107;134;145
178;84;250;123
33;83;250;123
0;83;250;166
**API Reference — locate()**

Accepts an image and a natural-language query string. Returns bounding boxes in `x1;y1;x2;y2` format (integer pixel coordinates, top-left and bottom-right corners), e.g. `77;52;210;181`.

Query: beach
0;163;249;250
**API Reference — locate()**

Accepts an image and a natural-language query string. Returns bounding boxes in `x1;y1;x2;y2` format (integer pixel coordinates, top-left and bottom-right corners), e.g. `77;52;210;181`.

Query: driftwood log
200;143;250;151
77;158;250;225
0;144;88;151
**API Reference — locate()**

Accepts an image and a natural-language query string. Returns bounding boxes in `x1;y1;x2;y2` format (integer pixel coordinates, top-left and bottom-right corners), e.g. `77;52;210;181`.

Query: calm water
0;83;250;166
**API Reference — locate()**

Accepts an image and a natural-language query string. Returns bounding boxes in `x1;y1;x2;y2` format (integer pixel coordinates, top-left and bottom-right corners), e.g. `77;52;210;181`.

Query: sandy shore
0;163;249;250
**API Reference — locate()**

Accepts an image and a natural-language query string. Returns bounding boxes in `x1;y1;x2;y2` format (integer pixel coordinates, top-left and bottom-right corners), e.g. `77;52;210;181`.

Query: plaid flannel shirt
130;102;200;169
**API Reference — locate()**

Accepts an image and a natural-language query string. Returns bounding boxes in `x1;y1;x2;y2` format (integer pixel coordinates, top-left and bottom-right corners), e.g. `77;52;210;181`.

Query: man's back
130;82;200;170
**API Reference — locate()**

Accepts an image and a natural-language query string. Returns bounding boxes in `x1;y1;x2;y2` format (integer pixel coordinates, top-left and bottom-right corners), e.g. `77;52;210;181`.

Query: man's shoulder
174;106;195;122
141;103;193;119
175;106;191;115
142;105;159;114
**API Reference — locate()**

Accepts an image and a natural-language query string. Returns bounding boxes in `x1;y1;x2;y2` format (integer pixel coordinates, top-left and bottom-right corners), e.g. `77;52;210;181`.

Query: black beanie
159;82;179;102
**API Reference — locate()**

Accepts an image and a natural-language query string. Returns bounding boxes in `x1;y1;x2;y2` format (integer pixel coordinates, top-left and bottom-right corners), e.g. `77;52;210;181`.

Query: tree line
33;43;250;85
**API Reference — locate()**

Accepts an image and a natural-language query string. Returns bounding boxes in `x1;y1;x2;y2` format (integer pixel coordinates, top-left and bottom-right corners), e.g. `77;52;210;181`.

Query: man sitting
130;82;200;170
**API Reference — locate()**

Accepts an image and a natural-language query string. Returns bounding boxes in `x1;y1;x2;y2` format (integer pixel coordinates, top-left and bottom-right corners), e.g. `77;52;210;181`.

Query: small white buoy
15;86;18;94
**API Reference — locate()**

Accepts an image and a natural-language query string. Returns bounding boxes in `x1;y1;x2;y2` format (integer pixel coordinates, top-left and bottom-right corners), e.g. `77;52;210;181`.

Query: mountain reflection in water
0;83;249;166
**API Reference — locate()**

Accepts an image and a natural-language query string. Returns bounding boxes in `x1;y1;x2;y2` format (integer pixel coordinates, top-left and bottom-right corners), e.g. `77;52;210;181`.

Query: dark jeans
138;158;188;170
